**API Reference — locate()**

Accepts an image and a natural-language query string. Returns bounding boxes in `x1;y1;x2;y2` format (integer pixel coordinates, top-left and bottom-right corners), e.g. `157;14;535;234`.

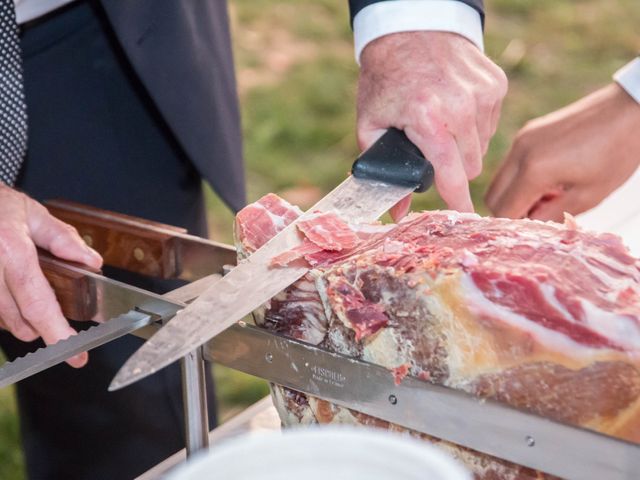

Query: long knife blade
0;312;153;388
110;178;414;390
111;128;433;391
206;323;640;480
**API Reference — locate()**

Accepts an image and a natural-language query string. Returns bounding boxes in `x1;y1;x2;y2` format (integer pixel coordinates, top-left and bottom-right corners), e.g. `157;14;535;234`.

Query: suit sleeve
349;0;484;26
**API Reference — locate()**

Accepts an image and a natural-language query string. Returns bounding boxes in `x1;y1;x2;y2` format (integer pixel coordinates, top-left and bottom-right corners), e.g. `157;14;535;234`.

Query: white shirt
16;0;483;60
15;0;75;24
614;57;640;105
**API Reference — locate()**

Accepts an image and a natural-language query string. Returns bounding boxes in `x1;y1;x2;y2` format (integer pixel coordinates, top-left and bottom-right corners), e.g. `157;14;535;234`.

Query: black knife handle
351;128;434;193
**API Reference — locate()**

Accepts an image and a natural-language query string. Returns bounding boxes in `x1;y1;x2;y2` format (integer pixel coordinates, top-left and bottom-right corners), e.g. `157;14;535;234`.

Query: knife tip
108;365;153;392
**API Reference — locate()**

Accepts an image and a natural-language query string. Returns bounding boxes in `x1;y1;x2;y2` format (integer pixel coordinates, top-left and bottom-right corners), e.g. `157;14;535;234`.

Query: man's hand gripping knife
356;31;508;219
0;185;102;367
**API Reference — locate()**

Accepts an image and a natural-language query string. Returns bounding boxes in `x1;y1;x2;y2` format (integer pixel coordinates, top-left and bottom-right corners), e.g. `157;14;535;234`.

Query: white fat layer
299;308;327;345
304;224;331;237
270;385;316;425
540;284;640;351
315;273;336;331
581;298;640;350
351;223;395;234
539;283;574;321
290;275;328;345
574;251;640;298
459;249;479;268
308;397;359;424
460;274;605;358
362;327;412;369
253;201;302;230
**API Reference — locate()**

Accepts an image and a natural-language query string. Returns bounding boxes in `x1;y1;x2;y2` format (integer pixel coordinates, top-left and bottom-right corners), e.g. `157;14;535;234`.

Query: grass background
1;0;639;478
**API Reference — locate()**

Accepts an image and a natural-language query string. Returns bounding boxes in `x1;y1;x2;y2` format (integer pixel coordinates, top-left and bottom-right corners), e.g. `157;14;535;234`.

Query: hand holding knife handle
44;200;236;282
39;252;99;321
45;200;186;279
352;128;434;193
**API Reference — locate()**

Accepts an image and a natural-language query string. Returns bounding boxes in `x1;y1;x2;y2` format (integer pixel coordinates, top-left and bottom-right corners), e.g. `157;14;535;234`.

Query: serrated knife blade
0;262;189;387
0;311;153;388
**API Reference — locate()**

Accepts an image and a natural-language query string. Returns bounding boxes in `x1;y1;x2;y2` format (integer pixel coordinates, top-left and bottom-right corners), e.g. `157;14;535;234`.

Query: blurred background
1;0;639;477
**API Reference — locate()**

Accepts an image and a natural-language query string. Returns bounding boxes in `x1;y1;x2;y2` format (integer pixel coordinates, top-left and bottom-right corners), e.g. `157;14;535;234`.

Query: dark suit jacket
97;1;485;213
99;0;246;212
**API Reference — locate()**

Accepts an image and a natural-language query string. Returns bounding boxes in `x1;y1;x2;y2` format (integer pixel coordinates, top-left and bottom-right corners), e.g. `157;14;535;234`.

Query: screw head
388;394;398;405
82;234;93;247
133;247;145;261
265;353;273;363
526;436;535;447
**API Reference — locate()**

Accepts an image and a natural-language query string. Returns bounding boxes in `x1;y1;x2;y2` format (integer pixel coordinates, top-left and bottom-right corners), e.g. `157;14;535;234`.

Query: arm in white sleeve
614;58;640;104
353;0;484;64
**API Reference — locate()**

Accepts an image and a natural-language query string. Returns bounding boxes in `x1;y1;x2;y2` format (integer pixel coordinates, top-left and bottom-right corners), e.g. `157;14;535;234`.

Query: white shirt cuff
353;0;484;64
614;58;640;104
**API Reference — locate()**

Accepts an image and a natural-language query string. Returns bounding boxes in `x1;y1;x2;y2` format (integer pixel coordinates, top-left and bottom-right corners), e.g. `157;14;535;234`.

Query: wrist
361;31;475;71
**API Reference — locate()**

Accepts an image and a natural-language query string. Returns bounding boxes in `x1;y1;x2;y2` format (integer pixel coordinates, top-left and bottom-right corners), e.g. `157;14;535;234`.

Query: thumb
389;194;412;223
357;126;386;151
27;202;102;269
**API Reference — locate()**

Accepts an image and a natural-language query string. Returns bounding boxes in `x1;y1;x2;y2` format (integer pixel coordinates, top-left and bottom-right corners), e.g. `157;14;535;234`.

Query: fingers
27;202;102;269
356;126;386;151
528;189;598;223
487;166;544;219
484;145;521;211
0;282;38;342
407;125;474;212
389;194;412;223
3;238;87;368
455;129;483;180
528;196;572;223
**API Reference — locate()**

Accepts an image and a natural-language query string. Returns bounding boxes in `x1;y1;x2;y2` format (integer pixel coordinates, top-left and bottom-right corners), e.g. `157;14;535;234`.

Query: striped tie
0;0;27;186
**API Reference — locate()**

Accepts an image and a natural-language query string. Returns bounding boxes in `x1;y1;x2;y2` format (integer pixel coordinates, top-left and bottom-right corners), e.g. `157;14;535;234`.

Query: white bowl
167;425;470;480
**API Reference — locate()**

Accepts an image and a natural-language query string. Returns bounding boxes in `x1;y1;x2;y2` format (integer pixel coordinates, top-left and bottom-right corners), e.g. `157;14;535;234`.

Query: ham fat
235;194;640;479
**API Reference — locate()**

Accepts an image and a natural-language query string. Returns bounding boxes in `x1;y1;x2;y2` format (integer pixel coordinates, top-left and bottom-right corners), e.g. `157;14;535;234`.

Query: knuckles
19;296;52;324
0;229;31;264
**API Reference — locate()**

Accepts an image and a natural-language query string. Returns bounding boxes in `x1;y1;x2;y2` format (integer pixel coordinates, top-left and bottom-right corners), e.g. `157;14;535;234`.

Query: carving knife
0;257;184;388
110;128;434;390
0;199;238;388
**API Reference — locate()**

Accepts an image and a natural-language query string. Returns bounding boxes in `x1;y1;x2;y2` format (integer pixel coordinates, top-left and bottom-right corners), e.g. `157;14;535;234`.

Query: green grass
0;356;24;480
3;1;640;478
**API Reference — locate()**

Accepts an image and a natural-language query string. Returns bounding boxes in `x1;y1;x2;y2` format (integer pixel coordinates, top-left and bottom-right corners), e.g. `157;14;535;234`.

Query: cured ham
235;194;640;479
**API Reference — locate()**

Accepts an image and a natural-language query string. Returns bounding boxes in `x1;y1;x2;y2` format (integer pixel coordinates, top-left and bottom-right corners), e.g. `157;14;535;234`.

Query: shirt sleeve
353;0;484;64
613;57;640;104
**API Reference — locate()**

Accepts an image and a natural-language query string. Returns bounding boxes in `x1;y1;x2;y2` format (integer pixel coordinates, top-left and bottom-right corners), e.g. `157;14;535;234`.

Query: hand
357;31;508;217
486;83;640;222
0;186;102;367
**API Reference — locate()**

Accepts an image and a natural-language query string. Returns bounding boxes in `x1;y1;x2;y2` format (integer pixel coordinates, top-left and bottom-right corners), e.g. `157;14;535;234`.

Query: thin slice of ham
270;212;362;267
